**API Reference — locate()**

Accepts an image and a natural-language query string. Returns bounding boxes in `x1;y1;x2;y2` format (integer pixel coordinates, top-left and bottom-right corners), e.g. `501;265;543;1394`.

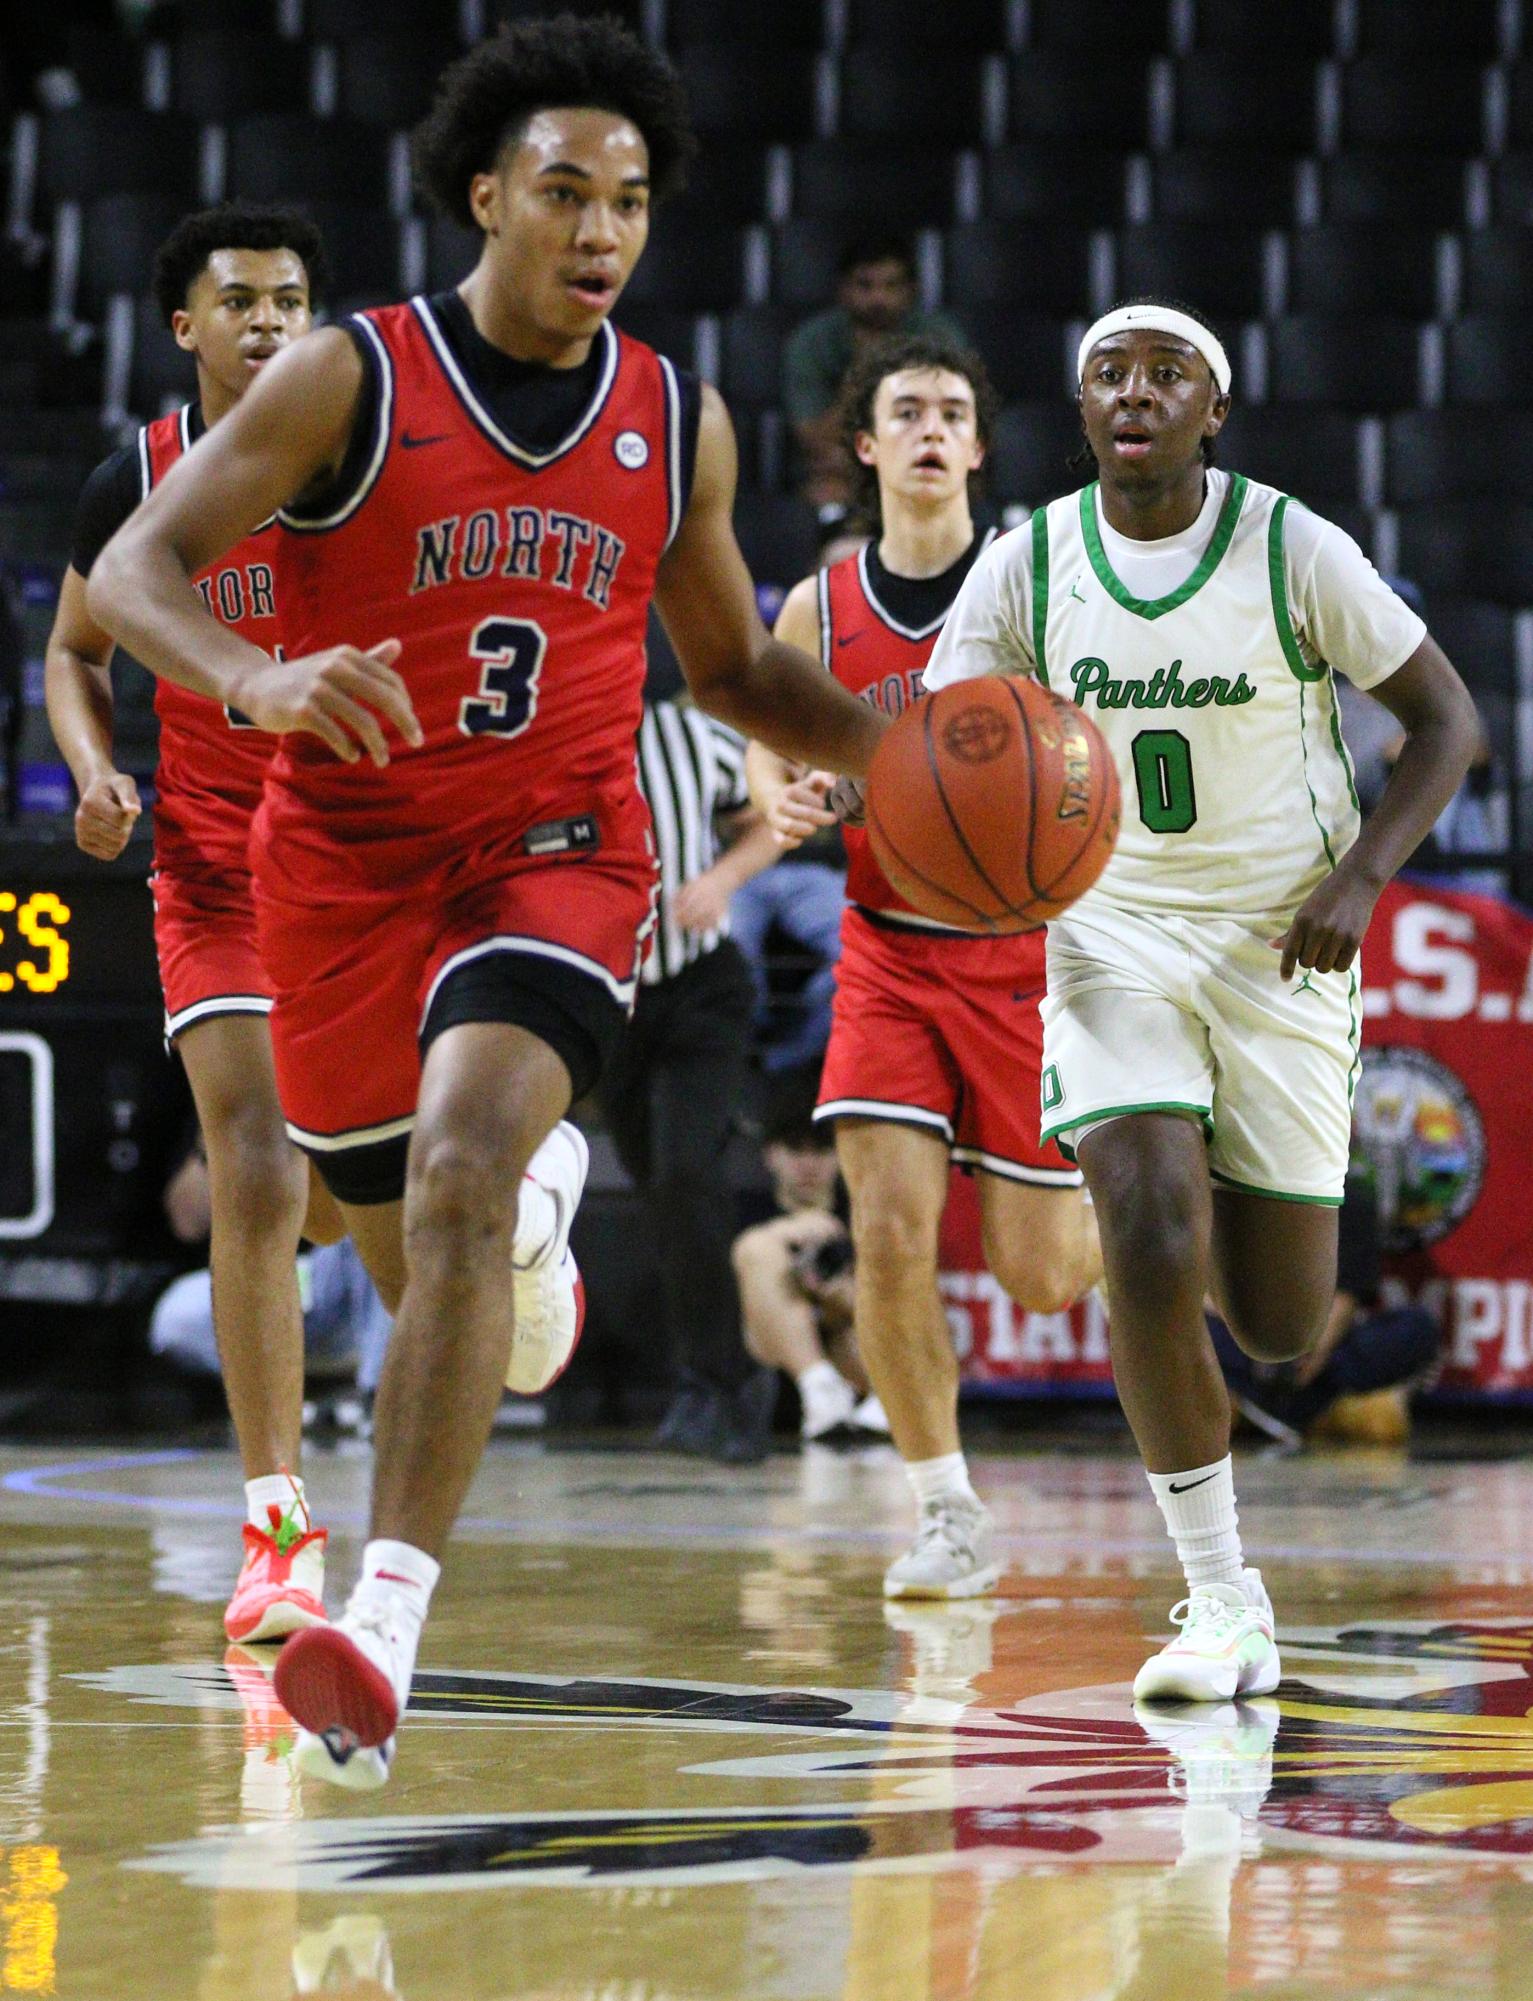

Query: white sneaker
850;1393;892;1438
800;1371;858;1442
507;1120;589;1394
274;1587;421;1790
1133;1568;1281;1703
292;1915;397;1995
883;1493;1001;1600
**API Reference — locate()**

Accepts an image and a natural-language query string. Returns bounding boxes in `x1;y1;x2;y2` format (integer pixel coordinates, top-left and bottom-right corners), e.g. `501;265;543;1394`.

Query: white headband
1076;306;1231;394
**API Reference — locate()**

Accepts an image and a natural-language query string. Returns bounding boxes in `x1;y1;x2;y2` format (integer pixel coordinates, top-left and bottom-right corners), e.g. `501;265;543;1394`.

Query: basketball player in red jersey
88;18;883;1788
45;204;345;1647
750;336;1102;1598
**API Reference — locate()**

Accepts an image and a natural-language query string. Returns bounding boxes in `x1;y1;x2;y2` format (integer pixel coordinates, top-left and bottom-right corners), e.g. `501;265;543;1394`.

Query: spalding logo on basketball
614;430;650;470
941;706;1012;765
867;675;1120;933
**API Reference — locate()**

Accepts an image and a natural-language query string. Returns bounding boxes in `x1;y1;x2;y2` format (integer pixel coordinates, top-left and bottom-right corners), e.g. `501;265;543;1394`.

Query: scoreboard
0;828;188;1298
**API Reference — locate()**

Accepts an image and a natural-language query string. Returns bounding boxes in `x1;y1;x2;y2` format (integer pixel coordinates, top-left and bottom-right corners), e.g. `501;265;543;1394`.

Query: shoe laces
911;1496;980;1561
1169;1589;1250;1641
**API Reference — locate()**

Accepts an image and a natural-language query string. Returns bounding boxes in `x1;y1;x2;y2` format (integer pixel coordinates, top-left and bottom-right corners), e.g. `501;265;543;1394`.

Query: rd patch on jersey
614;430;650;469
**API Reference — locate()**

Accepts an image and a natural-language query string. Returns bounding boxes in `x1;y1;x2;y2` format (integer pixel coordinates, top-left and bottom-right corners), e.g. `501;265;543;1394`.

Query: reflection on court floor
5;1441;1533;1997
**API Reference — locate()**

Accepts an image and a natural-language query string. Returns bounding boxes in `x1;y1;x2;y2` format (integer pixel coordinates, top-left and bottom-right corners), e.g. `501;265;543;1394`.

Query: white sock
1146;1457;1245;1589
905;1452;978;1510
796;1360;846;1405
358;1538;440;1607
245;1472;307;1537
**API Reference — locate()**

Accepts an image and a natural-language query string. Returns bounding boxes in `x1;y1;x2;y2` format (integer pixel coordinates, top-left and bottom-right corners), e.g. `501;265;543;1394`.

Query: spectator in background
150;1129;393;1429
785;236;965;516
1207;1161;1440;1450
733;1073;890;1444
599;686;784;1462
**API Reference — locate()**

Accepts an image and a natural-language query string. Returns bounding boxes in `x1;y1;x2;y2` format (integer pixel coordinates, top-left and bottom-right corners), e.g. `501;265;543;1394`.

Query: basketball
865;676;1121;931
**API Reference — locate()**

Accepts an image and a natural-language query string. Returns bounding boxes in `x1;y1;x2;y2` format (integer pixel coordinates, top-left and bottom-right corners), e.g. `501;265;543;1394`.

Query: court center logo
1353;1044;1487;1251
88;1617;1533;1890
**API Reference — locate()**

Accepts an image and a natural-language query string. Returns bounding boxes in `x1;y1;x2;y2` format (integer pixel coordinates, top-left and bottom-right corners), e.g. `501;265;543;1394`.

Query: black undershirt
863;529;989;631
70;404;208;578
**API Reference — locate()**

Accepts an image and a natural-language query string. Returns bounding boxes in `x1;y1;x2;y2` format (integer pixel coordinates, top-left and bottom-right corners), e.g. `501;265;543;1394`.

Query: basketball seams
1001;677;1044;909
1035;705;1119;904
921;690;1027;925
865;792;999;930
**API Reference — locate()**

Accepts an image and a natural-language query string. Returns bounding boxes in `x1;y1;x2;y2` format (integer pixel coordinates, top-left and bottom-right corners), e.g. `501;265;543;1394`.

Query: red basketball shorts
253;841;657;1168
150;862;274;1043
816;905;1081;1185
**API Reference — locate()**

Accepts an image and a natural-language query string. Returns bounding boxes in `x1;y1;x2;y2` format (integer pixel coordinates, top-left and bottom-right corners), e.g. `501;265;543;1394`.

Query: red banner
946;878;1533;1398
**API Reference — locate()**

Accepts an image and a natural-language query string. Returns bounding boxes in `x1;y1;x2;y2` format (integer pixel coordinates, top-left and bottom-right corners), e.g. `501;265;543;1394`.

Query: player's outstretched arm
44;566;140;861
655;386;885;778
87;331;421;766
1279;636;1480;979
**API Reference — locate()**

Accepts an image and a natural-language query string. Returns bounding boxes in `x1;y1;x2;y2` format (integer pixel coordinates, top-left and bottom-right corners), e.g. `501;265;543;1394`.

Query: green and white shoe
1133;1567;1280;1703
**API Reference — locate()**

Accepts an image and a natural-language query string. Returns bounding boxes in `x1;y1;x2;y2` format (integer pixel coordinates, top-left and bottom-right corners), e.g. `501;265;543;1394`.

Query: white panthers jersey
924;469;1425;926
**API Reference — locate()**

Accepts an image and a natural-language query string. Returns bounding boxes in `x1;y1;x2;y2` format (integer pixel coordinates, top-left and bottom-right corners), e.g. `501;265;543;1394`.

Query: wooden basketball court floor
3;1437;1533;1999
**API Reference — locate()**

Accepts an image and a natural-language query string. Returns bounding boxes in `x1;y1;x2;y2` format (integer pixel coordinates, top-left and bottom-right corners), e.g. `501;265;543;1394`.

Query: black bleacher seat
1385;411;1533;505
1459;229;1533;315
1025;0;1170;51
949;308;1072;400
76;195;186;319
294;201;401;301
986;402;1086;507
664;143;773;225
1172;57;1323;153
128;296;195;418
674;45;820;140
1148;150;1301;226
63;25;149;107
0;322;99;413
791;143;960;226
1320;155;1468;225
1425;597;1520;696
610;304;701;370
171;31;313;121
981;145;1129;223
942;221;1097;316
844;0;1010;47
667;0;822;41
1506;69;1533;152
1443;318;1525;405
731;491;818;590
1353;0;1506;58
769;219;853;312
839;52;989;145
1394;503;1533;604
1008;58;1151;148
306;0;453;36
1492;153;1533;221
1337;60;1488;157
1189;0;1335;55
719;305;794;410
621;221;747;313
172;0;282;29
1216;407;1361;504
226;115;393;206
422;214;481;292
1285;226;1444;317
38;109;201;206
1114;222;1271;321
1265;315;1424;410
335;34;460;127
491;0;644;22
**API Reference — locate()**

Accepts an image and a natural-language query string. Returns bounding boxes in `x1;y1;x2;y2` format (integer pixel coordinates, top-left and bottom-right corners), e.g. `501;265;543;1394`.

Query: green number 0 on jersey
1132;729;1198;833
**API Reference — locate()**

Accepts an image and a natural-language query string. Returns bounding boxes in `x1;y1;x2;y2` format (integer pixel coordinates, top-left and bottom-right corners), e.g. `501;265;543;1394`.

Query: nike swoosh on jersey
836;633;862;647
400;431;451;449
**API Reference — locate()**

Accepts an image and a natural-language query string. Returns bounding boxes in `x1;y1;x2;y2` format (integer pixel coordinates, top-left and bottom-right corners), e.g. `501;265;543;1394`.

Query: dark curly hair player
86;11;886;1791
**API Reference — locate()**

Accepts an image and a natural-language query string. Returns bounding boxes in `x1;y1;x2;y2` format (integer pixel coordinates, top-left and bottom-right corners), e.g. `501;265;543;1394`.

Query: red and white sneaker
223;1491;329;1646
506;1120;590;1395
276;1594;417;1792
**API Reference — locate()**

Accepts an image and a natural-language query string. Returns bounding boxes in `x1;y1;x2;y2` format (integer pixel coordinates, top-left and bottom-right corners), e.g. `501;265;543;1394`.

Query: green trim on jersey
1209;1168;1343;1208
1267;495;1327;684
1345;964;1362;1109
1031;506;1051;685
1042;1098;1214;1161
1080;473;1248;621
1327;680;1363;816
1298;677;1341;871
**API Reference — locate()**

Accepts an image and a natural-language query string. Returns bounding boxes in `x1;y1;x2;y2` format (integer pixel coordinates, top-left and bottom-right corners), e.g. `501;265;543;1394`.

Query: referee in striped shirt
600;692;784;1462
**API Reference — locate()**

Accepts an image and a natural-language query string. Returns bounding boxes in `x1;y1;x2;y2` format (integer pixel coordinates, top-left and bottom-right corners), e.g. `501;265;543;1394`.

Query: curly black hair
412;14;696;231
151;202;327;328
1073;294;1229;472
839;332;1000;525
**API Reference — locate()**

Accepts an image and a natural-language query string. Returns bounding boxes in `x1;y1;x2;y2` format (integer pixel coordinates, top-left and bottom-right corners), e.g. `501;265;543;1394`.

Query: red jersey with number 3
265;300;683;892
822;538;996;923
141;405;279;877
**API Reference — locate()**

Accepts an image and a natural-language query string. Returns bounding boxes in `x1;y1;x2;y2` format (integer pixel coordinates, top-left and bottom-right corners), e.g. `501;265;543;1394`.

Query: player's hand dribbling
235;639;422;766
1276;860;1381;980
74;771;142;860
